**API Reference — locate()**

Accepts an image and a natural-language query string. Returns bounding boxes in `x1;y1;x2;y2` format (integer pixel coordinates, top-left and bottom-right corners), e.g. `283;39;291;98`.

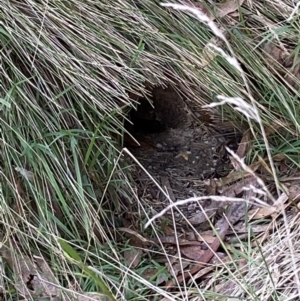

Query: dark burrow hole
124;85;245;183
124;85;190;147
128;97;166;134
122;86;246;229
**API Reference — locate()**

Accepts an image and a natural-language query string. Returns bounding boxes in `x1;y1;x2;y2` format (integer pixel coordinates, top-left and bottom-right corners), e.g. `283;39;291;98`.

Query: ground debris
126;86;237;225
0;239;112;301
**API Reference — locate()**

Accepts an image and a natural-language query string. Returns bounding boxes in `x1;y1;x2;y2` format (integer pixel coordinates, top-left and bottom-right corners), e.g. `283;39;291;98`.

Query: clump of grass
0;1;230;300
1;0;300;300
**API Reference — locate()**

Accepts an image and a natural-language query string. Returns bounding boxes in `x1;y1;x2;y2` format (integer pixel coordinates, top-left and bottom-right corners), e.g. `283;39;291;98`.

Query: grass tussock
1;0;300;300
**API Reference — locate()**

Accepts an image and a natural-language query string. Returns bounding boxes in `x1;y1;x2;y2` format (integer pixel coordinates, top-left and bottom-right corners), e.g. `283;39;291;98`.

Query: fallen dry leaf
189;253;229;284
0;240;112;301
215;0;246;19
183;0;246;20
220;176;259;198
160;175;176;202
214;279;239;296
165;176;258;288
166;214;230;288
154;235;202;246
223;179;258;226
236;130;252;159
118;227;156;247
169;261;190;278
186;231;217;244
121;229;154;269
142;268;157;280
124;247;142;269
187;203;218;225
189;265;215;284
248;192;288;220
181;245;206;262
0;244;59;299
248;206;278;219
155;228;220;246
273;153;287;161
228;223;271;234
205;163;260;190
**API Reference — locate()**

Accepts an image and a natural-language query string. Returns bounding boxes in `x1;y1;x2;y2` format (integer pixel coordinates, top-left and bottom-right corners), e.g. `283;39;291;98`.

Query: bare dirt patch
125;85;241;226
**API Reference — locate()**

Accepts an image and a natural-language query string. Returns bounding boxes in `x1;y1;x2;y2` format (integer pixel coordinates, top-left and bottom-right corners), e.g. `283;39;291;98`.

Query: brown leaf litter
116;1;300;298
119;0;300;290
124;1;300;295
0;237;112;301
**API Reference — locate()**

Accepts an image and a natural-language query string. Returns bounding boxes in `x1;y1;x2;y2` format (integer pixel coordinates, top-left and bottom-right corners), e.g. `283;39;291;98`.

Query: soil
125;85;241;226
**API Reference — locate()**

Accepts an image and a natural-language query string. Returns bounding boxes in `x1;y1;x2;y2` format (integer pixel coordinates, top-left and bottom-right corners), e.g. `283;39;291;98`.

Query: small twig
160;175;176;202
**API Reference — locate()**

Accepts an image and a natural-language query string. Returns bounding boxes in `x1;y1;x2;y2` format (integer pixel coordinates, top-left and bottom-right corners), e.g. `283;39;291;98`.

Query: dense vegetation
1;1;300;300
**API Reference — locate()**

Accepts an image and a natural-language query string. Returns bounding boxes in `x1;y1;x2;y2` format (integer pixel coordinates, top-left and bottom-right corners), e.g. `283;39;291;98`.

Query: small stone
188;212;207;225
